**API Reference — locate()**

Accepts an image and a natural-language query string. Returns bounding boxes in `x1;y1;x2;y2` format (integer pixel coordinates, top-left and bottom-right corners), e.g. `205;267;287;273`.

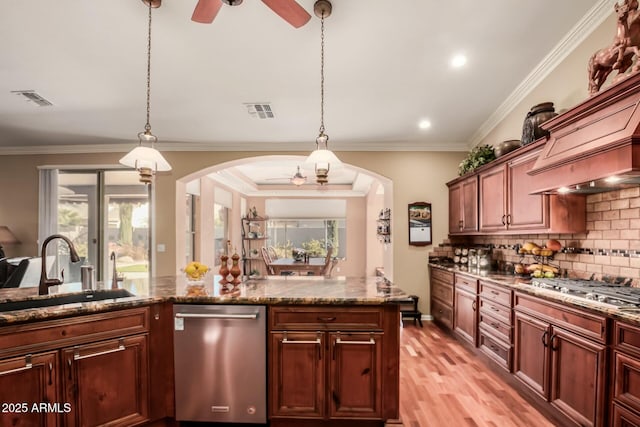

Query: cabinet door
507;152;549;231
448;182;463;233
549;326;606;427
270;332;324;419
0;351;59;427
328;332;382;419
449;177;478;234
513;311;550;398
62;335;149;427
454;288;478;347
479;165;507;232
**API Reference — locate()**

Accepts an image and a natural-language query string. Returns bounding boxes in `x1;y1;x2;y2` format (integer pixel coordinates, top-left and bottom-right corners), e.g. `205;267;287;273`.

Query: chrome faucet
39;234;81;295
110;251;124;289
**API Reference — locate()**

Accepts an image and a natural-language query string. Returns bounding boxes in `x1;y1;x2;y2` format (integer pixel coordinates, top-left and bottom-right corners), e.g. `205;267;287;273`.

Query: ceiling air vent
11;90;53;107
244;103;274;119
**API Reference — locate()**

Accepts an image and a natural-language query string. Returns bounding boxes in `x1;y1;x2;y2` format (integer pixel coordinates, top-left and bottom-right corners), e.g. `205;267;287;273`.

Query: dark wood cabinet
430;267;454;330
268;305;398;424
448;140;586;235
611;321;640;426
270;331;324;418
328;332;382;419
62;334;149;427
453;273;478;347
0;351;59;427
479;149;586;234
479;152;550;232
478;280;513;370
448;176;478;234
0;306;151;427
514;292;607;427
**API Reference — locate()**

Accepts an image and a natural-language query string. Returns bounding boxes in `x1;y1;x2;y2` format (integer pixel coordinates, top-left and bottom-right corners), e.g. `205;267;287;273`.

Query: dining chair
0;258;7;286
322;258;338;277
261;247;275;275
267;246;278;261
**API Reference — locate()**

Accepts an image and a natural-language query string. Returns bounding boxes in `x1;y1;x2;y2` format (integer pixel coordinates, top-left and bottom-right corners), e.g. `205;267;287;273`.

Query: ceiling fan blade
261;0;311;28
191;0;223;24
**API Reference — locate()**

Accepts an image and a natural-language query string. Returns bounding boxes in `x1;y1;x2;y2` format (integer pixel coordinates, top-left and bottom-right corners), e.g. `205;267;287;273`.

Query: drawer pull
490;322;500;328
0;354;32;376
318;316;337;322
490;290;500;295
490;306;500;312
74;339;125;360
489;344;499;352
282;338;322;345
336;337;375;345
541;331;549;348
472;301;477;311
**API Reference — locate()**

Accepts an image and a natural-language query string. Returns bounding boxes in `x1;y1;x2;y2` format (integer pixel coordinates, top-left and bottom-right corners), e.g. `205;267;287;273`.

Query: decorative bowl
494;140;522;157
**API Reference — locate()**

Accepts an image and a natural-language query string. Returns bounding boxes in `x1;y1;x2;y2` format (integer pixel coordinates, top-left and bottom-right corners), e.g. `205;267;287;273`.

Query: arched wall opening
174;155;393;279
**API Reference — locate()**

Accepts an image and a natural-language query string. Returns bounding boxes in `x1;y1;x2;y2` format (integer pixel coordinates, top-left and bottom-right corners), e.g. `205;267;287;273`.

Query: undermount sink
0;289;134;312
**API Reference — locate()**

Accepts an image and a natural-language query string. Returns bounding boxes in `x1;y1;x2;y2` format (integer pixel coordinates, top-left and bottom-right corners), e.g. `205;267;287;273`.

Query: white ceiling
0;0;611;155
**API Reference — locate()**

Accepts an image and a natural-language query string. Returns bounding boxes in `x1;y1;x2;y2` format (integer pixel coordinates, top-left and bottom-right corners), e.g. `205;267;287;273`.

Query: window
185;194;196;265
214;203;229;265
268;219;345;259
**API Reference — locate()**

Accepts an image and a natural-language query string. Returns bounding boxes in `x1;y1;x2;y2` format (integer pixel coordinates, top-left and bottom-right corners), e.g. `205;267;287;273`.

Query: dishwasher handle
175;312;259;320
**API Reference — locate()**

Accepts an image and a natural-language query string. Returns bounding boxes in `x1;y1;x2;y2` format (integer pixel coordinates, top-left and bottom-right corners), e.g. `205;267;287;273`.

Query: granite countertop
429;262;640;325
0;275;410;325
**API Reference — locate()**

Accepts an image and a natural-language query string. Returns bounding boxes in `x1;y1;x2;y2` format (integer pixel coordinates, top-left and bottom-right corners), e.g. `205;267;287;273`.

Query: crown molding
0;140;470;155
468;0;616;147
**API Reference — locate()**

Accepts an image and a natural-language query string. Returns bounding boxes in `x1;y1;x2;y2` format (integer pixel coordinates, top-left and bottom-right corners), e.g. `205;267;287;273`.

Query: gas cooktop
528;278;640;309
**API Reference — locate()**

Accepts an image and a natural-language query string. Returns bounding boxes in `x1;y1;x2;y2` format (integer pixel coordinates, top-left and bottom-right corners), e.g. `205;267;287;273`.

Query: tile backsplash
433;187;640;287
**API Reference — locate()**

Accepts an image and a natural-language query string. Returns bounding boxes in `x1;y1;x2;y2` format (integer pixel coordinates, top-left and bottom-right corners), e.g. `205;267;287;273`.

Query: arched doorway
175;155;393;279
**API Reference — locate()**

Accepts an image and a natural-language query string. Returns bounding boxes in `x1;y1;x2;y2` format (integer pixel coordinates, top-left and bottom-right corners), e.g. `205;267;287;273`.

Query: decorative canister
521;102;558;145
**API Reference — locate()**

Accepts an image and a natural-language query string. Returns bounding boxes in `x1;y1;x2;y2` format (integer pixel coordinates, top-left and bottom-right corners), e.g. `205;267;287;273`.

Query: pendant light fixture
290;165;307;186
120;0;171;185
305;0;341;185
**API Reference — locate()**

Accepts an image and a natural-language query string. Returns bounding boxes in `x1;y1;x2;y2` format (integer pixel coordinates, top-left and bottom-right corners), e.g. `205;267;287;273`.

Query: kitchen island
0;275;408;427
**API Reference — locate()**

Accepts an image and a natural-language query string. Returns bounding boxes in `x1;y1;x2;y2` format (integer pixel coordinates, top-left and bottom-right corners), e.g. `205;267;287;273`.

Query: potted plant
458;144;496;176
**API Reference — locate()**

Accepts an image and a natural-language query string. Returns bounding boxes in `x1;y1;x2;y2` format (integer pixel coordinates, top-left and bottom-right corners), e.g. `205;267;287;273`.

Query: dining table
268;257;326;276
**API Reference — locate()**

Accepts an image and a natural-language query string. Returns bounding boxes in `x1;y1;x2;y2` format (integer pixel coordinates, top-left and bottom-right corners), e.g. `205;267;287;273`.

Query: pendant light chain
145;2;153;133
318;10;325;136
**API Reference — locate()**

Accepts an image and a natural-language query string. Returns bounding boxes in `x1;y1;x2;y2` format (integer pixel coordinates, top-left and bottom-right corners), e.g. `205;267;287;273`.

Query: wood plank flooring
399;323;555;427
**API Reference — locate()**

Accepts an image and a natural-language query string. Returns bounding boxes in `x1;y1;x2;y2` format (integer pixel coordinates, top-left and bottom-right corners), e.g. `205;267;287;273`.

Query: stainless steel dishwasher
173;304;267;423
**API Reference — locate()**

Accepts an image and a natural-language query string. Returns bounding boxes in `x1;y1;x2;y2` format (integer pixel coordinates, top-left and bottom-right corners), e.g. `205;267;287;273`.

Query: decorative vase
230;252;242;286
218;254;229;285
521;102;558;145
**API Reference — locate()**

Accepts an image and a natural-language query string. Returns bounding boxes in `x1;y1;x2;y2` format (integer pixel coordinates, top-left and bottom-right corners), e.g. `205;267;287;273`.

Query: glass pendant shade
119;145;171;172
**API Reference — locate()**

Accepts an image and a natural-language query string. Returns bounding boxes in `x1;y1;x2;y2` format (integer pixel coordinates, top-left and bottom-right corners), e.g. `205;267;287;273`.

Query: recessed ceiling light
418;119;432;129
450;54;467;68
557;186;571;194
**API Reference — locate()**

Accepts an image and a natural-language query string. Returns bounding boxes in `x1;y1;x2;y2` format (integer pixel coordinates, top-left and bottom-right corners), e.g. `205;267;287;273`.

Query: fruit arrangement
526;263;559;278
184;261;209;281
516;239;562;278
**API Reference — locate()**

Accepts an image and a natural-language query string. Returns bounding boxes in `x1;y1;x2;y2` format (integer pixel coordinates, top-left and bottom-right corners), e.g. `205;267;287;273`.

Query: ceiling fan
191;0;312;28
261;166;308;186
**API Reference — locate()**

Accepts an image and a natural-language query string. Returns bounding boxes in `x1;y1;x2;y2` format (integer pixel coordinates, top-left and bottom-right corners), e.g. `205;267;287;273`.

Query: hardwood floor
399;322;555;427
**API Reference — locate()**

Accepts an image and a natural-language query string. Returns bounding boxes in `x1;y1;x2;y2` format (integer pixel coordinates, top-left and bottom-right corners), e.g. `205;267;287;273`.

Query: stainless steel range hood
527;72;640;194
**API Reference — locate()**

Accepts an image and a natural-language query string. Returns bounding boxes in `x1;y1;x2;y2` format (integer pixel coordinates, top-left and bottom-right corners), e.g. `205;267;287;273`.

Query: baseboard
422;314;433;321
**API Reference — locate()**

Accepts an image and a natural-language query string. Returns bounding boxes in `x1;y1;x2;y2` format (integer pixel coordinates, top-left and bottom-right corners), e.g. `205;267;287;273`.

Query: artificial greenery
458;144;496;176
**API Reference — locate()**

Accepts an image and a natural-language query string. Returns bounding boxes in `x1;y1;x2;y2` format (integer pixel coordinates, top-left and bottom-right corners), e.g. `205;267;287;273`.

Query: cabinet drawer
514;292;606;343
613;350;640;413
615;321;640;358
479;312;511;342
611;401;640;427
478;328;511;371
431;299;453;330
0;307;150;358
479;281;512;307
269;306;383;331
455;274;478;294
432;280;453;306
479;297;511;325
431;268;453;284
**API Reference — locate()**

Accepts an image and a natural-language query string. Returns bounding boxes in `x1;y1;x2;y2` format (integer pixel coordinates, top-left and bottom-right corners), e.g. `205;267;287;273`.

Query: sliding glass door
54;170;149;283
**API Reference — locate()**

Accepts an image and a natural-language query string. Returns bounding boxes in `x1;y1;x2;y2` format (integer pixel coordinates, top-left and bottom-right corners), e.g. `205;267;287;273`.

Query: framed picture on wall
408;202;432;246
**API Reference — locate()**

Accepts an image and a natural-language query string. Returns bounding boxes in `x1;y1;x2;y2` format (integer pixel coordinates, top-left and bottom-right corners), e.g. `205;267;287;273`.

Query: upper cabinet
450;140;586;236
448;175;478;234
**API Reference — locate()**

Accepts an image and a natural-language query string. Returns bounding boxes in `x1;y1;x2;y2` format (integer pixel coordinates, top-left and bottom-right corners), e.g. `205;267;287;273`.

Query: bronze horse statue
588;0;640;95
